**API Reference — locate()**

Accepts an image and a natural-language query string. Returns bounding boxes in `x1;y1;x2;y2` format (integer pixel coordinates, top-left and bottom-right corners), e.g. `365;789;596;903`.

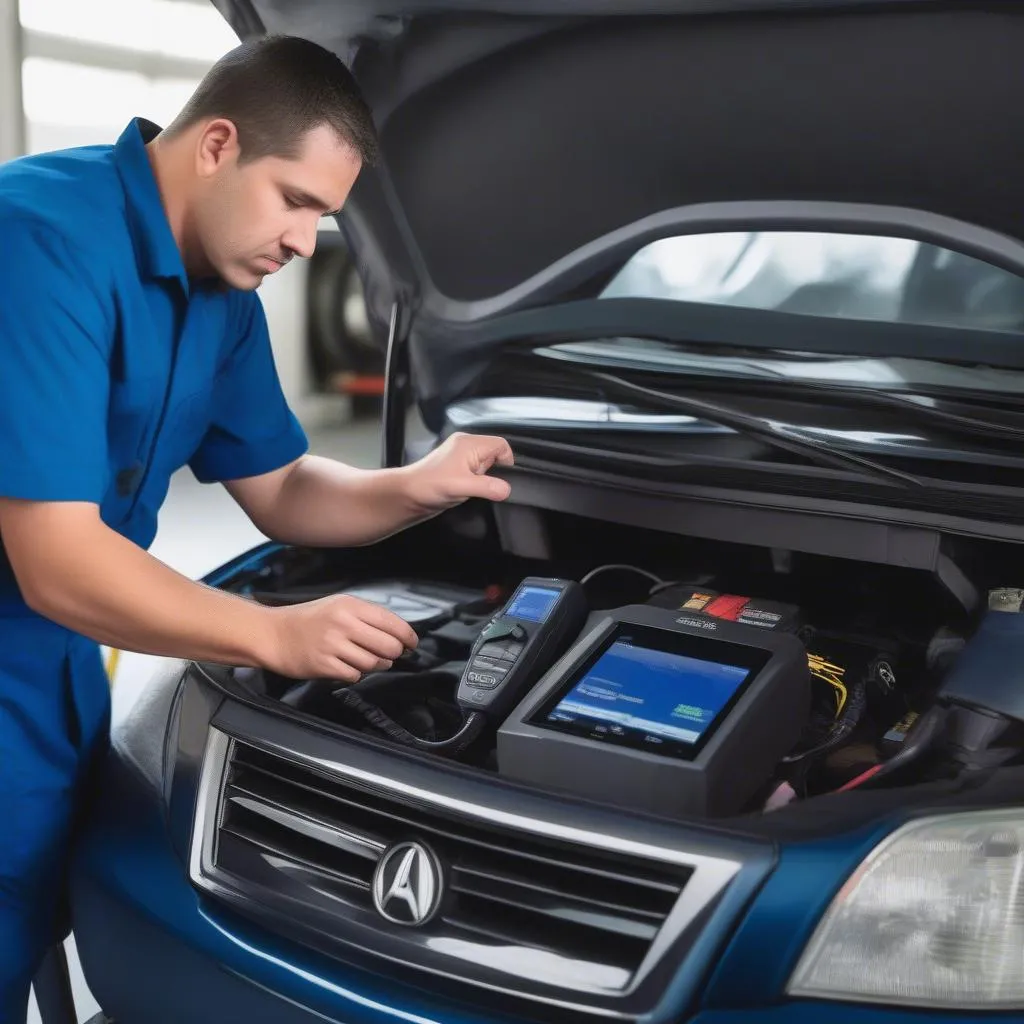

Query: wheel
306;241;384;388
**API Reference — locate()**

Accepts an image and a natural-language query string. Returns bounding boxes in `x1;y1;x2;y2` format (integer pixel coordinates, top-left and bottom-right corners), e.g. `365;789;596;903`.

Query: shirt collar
113;118;189;292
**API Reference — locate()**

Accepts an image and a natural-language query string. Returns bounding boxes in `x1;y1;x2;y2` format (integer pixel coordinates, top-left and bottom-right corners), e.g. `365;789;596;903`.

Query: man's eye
284;195;302;210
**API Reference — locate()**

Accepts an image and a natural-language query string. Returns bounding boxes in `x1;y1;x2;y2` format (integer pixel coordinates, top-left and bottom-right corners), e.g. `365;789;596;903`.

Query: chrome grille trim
189;725;745;1017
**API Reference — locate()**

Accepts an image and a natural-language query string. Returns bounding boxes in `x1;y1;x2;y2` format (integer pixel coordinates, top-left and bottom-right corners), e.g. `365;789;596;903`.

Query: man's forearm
20;509;279;664
250;456;428;547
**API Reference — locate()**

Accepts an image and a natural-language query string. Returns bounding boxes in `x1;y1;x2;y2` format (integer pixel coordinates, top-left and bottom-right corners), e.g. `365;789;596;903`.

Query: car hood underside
211;1;1024;312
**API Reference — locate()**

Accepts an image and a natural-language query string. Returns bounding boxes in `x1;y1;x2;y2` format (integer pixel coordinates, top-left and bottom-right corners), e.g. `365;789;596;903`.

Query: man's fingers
346;620;410;661
472;435;515;470
336;595;419;650
326;660;362;684
357;603;419;650
333;641;383;674
461;473;512;502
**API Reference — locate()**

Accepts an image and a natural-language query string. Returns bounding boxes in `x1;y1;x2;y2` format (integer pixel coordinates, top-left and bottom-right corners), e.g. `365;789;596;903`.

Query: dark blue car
69;1;1024;1022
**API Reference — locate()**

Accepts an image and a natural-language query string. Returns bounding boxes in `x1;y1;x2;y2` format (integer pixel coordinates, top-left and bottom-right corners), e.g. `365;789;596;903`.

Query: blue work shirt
0;117;308;974
0;117;308;571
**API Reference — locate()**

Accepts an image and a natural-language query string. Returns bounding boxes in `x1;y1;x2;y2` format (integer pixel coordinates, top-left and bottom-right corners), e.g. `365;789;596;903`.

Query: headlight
788;809;1024;1009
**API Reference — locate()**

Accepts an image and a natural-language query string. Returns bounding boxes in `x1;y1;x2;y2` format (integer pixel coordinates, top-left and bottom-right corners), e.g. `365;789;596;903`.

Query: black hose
873;704;948;778
334;686;486;757
783;678;868;765
826;704;950;794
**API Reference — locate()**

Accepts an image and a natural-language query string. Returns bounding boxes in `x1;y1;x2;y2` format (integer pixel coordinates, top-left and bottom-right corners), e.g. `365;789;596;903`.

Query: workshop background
0;1;386;1019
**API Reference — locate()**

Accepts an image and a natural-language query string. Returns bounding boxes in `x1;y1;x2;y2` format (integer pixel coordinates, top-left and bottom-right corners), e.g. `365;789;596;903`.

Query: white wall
0;0;24;161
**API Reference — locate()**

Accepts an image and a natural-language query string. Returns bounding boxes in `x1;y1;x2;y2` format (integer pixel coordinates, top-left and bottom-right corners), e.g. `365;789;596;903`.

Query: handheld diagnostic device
457;578;588;720
497;604;810;817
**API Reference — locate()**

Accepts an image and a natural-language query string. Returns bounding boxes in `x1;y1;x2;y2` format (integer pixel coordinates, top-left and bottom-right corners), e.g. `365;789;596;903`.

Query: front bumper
73;759;514;1024
70;689;1010;1024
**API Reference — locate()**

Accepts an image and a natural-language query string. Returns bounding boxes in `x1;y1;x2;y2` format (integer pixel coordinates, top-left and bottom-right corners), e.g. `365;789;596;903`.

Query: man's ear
195;118;240;178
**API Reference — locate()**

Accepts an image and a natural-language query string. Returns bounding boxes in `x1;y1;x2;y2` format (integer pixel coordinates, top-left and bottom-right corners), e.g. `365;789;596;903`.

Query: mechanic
0;34;514;1019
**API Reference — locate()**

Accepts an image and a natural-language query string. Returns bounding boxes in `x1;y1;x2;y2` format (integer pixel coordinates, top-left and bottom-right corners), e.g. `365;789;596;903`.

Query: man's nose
282;218;318;260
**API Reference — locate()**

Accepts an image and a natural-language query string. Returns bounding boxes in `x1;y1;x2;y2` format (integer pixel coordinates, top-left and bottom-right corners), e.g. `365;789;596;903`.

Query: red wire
836;763;885;793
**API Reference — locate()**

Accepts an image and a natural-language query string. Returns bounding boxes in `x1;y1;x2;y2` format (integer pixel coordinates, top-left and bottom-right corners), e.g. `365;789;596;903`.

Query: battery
648;586;802;633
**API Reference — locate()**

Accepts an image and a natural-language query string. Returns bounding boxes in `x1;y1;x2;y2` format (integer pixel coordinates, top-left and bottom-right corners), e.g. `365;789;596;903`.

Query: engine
226;540;1024;821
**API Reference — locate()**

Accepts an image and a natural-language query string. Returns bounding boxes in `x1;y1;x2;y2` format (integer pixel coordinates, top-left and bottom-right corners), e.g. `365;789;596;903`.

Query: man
0;34;513;1018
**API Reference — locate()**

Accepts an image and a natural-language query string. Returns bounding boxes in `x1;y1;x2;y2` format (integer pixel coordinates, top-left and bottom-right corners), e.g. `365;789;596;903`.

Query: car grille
192;730;743;1019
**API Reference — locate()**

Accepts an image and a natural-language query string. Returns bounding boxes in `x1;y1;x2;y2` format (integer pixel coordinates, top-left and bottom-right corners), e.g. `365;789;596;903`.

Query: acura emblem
371;841;444;926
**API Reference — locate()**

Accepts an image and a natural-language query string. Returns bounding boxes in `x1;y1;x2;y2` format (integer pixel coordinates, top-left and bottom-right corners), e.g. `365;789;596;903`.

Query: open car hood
210;0;1024;422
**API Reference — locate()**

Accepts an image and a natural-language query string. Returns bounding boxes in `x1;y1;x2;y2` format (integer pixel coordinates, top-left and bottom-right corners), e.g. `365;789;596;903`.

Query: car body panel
73;730;1012;1024
214;2;1024;331
74;757;503;1024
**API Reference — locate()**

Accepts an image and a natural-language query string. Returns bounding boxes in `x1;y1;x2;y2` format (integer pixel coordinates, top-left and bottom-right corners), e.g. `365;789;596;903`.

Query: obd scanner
335;578;587;757
498;605;811;818
457;578;588;720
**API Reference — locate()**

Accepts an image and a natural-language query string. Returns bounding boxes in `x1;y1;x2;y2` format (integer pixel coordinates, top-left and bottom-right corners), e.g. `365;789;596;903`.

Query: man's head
151;35;378;290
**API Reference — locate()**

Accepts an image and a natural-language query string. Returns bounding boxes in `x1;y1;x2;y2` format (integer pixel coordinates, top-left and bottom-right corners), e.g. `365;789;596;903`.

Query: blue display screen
546;638;751;746
507;585;561;622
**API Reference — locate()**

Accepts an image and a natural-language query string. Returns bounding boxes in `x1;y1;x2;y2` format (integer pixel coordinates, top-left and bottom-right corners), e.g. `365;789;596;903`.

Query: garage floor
27;415;383;1024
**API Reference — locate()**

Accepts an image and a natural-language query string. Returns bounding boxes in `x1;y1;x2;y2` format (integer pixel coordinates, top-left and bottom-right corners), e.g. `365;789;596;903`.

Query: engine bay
221;511;1024;821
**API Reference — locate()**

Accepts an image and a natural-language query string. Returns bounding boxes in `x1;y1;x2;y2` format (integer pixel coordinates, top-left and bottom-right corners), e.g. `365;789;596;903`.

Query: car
66;1;1024;1022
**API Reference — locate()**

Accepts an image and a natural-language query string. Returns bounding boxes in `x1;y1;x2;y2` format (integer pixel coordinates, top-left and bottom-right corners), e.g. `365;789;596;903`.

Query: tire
306;241;384;387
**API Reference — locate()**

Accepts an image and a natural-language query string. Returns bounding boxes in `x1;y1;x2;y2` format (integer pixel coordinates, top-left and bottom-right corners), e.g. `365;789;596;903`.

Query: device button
462;686;490;703
509;624;527;641
481;640;524;663
479;641;522;663
465;671;501;688
477;641;509;661
469;659;507;679
480;620;517;643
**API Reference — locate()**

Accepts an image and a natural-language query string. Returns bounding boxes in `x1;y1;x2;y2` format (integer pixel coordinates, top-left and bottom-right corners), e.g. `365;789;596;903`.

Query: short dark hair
165;35;379;166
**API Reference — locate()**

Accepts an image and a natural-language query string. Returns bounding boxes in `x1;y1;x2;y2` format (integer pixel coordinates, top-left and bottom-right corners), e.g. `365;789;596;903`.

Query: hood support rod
381;300;411;468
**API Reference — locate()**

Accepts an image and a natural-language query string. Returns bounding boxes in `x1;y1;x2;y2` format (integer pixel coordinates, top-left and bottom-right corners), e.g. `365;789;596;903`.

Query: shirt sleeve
0;219;112;503
189;291;308;484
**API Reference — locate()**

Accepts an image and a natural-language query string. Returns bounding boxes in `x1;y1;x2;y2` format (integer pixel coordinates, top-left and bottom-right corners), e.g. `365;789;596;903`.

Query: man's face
192;121;362;290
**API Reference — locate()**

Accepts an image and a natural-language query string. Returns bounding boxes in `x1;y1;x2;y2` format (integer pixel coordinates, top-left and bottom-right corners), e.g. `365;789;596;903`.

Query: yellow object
807;652;847;716
105;647;121;685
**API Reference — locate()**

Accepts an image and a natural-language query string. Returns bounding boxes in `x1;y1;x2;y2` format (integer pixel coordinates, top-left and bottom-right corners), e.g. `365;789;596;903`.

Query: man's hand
224;433;515;550
267;594;419;682
0;498;419;682
399;432;515;516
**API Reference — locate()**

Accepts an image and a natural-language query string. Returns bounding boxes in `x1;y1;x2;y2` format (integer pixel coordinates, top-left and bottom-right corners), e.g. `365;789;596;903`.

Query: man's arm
0;499;419;681
0;223;418;681
224;433;515;548
194;290;512;547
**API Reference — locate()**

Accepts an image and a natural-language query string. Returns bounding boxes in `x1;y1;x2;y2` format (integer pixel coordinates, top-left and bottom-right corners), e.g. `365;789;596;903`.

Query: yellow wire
808;654;846;677
815;673;847;714
808;653;848;716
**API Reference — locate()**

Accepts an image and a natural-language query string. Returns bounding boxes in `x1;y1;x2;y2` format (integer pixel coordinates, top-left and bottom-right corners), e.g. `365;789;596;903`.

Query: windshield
444;230;1024;512
599;230;1024;332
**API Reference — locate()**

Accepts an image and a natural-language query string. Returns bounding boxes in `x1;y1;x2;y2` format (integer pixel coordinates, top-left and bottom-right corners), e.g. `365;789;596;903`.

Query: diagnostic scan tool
333;577;587;758
498;605;811;817
457;578;588;720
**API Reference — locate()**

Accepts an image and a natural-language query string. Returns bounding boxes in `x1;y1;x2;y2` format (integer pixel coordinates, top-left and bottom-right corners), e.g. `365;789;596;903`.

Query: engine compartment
219;505;1024;820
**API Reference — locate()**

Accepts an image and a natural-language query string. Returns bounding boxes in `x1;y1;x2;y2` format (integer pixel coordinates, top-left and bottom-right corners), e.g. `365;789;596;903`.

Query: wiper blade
544;346;1024;439
583;370;925;490
816;387;1024;444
